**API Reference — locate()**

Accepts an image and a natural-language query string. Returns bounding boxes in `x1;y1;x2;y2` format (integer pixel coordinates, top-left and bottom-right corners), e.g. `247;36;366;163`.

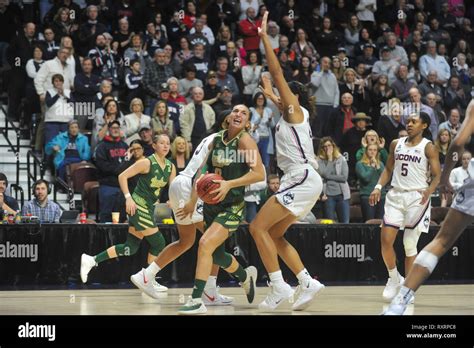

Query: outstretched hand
258;11;268;37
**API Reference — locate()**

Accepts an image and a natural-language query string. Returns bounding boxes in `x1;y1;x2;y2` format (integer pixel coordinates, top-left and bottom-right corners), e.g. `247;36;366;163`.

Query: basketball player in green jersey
179;104;266;315
81;134;176;293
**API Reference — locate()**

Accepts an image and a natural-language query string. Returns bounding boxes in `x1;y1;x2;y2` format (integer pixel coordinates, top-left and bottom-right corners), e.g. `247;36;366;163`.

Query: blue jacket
45;132;91;169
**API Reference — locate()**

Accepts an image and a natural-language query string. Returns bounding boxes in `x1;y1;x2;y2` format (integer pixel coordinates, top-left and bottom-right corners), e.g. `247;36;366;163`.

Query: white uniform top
180;133;217;178
457;159;474;190
391;136;431;191
275;107;318;173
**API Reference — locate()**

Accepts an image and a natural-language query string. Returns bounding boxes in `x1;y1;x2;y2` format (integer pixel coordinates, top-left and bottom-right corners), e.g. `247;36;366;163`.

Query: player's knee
198;237;215;255
414;250;439;273
403;229;421;257
249;221;262;238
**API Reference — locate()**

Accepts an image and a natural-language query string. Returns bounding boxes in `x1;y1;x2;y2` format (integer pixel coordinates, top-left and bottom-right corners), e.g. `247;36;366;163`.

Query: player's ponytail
419;112;432;141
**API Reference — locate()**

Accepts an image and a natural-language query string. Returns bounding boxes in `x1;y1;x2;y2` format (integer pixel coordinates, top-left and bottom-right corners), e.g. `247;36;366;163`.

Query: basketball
196;173;223;205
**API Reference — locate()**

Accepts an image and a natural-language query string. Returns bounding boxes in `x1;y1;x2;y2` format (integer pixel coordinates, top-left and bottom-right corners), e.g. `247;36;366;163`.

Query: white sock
205;276;217;291
269;270;284;285
145;262;161;278
399;285;414;303
388;267;399;280
296;268;312;285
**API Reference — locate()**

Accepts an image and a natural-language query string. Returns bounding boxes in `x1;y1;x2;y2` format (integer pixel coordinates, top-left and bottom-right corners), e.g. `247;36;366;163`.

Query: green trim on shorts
128;194;156;231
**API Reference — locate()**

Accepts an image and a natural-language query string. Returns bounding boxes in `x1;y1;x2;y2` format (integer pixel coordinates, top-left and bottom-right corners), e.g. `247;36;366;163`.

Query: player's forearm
376;168;392;188
261;34;283;85
118;173;131;196
427;172;441;195
441;142;463;184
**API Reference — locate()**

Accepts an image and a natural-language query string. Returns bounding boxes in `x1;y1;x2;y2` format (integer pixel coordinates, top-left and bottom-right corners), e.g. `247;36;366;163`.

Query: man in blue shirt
0;173;19;215
22;179;61;223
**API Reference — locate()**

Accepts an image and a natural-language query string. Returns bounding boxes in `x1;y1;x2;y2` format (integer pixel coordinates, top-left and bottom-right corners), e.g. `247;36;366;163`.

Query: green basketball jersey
133;154;173;207
206;129;250;205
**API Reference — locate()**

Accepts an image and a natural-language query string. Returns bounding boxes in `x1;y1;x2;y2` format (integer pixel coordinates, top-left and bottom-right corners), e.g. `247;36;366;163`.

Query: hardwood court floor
0;285;472;315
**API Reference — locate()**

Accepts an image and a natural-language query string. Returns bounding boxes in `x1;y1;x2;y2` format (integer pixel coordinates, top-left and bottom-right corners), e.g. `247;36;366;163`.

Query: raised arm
258;11;303;124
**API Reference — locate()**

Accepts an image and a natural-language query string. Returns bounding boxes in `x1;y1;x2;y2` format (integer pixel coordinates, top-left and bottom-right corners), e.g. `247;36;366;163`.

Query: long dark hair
420;112;432;140
252;92;267;108
288;80;310;111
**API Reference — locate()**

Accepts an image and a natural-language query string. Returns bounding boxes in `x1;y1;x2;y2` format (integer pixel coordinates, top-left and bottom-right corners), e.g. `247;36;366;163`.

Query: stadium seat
82;181;99;215
67;162;98;193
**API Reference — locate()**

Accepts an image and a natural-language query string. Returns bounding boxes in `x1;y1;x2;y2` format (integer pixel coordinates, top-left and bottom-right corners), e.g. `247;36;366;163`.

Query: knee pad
145;232;166;256
212;245;233;269
403;228;422;257
115;234;141;256
414;250;439;273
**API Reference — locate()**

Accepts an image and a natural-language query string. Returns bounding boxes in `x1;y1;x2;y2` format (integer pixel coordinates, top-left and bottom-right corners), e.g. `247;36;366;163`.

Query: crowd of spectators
0;0;472;223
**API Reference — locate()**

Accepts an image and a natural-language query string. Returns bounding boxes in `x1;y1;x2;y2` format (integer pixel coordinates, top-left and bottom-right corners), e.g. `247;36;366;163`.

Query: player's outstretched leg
384;209;474;315
380;225;404;301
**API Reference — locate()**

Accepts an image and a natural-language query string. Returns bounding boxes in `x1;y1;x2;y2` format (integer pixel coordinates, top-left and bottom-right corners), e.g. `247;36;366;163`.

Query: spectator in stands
8;23;38;122
143;48;174;115
144;22;167;58
179;64;203;103
391;64;417;102
124;98;151;143
49;7;76;42
356;129;388;164
203;70;221;105
44;73;74;148
434;129;452;169
331;56;346;82
426;93;447;124
157;82;181;135
276;49;294;82
113;17;133;57
216;56;239;97
189;14;215;46
355;42;378;71
370;74;393;128
94;99;123;144
449;151;472;192
25;45;45;129
356;143;385;221
170;136;190;174
163;44;182;79
317;137;351;223
250;92;274;170
212;86;234;117
291;28;318;63
185;43;208;83
451;53;471;90
224;41;245;85
356;0;376;29
94;119;128;222
444;76;469;114
151;100;175;139
314;16;341;59
73;57;100;126
168;11;189;49
405;30;425;57
239;7;261;52
138;125;154;156
259;20;280;57
404;87;438;139
182;0;198;30
293;56;313;85
180;87;215;151
378;98;405;151
22;179;61;223
40;27;60;61
385;33;408;65
174;37;194;65
124;34;150;75
78;5;107;56
124;59;145;106
88;33;119;85
419;41;451;84
311;56;339;138
117;139;146;193
344;15;362;57
0;0;21;68
407;50;422;83
371;46;399;84
45;120;91;180
242;51;262;105
424;18;451;48
0;173;19;214
328;92;356;146
187;19;211;59
439;108;461;137
213;25;232;58
206;0;237;35
167;77;186;106
419;70;444;103
257;174;280;210
341;112;372;185
340;68;371;115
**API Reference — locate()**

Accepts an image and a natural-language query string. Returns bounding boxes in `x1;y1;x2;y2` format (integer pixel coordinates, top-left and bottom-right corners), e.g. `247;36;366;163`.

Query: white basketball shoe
292;279;325;311
80;253;97;283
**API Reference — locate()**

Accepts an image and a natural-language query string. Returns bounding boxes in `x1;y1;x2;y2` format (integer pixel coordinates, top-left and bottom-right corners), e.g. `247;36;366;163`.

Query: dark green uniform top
206;130;250;205
132;154;173;207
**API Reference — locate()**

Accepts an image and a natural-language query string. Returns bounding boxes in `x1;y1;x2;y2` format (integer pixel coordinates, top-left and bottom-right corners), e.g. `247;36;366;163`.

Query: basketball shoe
80;253;97;283
130;268;167;299
383;273;404;301
258;281;295;311
202;287;234;306
240;266;257;303
179;297;207;315
292;279;325;311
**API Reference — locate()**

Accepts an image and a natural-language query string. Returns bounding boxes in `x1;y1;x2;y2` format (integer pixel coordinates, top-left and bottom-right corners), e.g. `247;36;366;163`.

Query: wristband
375;184;382;191
125;193;131;199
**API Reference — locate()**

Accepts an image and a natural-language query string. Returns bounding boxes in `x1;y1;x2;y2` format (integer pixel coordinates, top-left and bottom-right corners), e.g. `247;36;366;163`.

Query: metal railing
53;176;75;210
0;104;21;185
10;183;24;209
26;150;45;200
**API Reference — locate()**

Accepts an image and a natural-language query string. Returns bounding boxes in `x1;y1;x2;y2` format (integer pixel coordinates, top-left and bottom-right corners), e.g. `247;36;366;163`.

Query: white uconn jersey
180;133;217;178
275;107;318;173
391;137;431;191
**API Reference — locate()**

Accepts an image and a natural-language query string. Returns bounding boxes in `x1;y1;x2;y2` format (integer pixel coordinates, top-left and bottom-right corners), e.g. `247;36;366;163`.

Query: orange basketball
196;173;223;205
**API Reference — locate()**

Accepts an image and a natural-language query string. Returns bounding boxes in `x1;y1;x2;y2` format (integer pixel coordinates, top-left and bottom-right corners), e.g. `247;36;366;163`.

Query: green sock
232;265;247;283
191;279;207;299
94;251;110;264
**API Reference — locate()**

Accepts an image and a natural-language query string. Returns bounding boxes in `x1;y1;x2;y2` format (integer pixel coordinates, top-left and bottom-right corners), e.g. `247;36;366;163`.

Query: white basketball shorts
275;167;323;218
168;175;204;225
383;188;431;233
